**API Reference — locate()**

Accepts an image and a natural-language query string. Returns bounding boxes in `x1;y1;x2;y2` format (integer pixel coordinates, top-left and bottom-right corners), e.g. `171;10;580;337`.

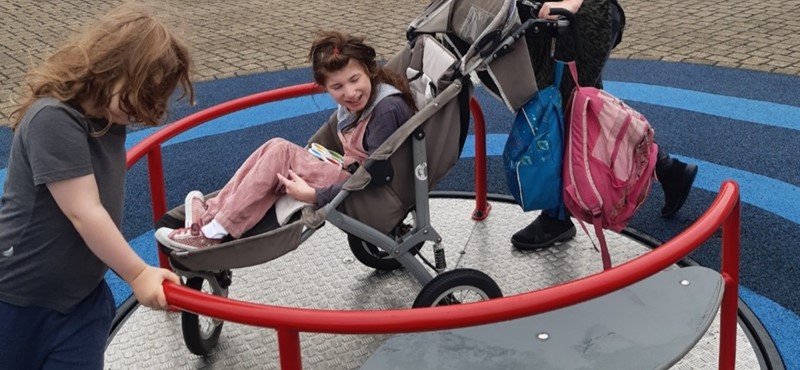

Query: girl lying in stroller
150;0;544;354
155;31;417;250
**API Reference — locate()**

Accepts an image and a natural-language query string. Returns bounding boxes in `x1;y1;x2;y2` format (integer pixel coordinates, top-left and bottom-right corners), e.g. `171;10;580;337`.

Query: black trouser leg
655;146;672;180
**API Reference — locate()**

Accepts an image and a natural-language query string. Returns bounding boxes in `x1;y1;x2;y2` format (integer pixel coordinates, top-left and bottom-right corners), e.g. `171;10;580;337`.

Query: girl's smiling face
323;59;372;113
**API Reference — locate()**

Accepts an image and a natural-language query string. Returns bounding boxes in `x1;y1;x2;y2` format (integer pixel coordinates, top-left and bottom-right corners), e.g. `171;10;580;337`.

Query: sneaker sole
184;190;205;228
154;227;198;251
511;225;577;251
661;164;698;217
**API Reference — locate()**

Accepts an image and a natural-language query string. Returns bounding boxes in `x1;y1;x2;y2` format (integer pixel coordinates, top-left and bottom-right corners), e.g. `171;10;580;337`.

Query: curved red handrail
165;182;739;331
127;83;740;370
127;83;324;167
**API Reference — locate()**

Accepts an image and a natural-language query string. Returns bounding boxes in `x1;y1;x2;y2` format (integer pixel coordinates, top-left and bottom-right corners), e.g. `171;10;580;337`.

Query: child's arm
277;169;317;203
47;174;180;309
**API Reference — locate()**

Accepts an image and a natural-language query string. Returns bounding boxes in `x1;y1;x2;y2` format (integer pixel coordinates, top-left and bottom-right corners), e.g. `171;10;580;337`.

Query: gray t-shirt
0;97;127;313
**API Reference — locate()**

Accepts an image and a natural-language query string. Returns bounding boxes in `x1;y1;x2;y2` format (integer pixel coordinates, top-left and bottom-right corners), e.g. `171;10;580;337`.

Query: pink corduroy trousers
201;138;349;238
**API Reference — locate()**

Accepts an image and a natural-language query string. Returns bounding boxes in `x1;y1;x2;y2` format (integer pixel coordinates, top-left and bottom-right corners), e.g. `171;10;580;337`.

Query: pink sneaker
184;190;207;228
155;224;222;251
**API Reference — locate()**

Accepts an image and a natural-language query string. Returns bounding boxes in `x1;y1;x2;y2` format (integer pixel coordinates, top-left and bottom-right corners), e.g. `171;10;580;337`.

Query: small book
308;142;344;168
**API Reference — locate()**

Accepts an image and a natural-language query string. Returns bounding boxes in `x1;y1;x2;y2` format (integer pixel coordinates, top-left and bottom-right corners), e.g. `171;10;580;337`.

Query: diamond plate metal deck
105;198;761;370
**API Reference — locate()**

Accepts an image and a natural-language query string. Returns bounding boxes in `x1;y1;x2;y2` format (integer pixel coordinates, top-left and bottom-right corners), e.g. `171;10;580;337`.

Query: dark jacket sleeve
314;95;413;207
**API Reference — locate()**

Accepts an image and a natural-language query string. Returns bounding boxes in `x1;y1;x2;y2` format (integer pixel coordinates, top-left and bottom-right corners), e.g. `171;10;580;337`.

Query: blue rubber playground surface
2;58;799;368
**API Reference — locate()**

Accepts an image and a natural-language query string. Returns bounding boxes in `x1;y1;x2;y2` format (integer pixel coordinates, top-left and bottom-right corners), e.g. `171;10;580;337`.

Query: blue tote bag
503;61;565;212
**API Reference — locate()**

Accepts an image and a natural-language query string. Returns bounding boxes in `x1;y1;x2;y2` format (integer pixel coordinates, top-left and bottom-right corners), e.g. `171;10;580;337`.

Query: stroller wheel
347;233;422;271
412;268;502;308
181;274;229;355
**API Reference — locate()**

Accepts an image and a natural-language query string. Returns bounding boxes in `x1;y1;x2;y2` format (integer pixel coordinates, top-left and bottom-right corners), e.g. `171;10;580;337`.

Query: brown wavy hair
308;31;416;119
7;1;195;134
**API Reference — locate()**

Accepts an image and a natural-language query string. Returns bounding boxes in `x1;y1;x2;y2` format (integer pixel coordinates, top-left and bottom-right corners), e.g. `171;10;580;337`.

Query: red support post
146;147;170;269
470;97;491;220
719;191;741;370
277;328;303;370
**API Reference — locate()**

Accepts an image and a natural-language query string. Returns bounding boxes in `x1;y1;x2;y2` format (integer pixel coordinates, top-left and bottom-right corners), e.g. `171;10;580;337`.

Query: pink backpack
561;61;658;270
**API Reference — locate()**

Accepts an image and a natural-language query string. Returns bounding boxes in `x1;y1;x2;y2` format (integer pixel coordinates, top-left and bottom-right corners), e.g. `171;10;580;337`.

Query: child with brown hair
0;2;194;368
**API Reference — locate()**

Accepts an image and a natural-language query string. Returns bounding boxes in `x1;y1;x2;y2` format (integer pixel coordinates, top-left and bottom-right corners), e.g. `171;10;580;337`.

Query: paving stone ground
1;0;799;120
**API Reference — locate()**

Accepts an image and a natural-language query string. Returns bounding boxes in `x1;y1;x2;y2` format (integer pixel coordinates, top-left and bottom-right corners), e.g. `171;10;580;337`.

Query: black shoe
511;213;576;251
659;159;698;217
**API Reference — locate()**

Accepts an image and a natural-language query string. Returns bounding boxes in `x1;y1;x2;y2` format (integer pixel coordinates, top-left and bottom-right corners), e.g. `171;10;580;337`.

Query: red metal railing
127;84;740;370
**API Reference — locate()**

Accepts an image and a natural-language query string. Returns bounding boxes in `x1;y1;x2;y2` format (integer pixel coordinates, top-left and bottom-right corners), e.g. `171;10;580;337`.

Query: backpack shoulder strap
553;60;565;87
574;214;614;271
566;61;583;88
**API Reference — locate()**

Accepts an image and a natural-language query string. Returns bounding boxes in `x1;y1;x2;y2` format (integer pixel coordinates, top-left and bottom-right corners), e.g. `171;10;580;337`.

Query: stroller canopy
408;0;539;111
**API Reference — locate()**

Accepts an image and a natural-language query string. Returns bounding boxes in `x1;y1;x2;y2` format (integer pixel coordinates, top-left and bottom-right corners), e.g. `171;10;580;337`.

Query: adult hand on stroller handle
522;1;576;21
537;0;579;20
514;3;573;41
547;8;575;22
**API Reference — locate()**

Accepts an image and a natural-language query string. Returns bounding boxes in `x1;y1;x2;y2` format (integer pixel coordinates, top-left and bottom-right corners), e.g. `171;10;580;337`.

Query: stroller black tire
347;233;422;271
412;268;502;308
181;276;226;356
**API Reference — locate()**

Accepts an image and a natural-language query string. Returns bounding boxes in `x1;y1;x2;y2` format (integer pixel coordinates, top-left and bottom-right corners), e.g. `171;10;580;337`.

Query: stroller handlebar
479;6;572;65
547;8;576;23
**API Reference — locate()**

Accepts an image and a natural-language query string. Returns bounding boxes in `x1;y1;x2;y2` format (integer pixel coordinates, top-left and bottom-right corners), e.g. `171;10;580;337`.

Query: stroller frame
161;78;499;356
321;135;441;287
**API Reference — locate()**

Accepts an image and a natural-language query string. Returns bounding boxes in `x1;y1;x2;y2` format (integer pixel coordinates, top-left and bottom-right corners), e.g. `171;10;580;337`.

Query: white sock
201;219;229;239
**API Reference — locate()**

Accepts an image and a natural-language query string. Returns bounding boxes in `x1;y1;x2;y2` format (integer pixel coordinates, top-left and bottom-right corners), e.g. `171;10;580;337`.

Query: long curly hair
308;31;416;117
7;1;195;134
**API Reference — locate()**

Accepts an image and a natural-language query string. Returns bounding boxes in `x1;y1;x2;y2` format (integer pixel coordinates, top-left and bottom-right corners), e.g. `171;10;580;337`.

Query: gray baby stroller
155;0;548;356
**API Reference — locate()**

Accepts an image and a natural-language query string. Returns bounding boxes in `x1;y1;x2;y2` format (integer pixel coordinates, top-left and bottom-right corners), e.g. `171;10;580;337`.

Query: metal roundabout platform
103;80;775;369
104;195;769;370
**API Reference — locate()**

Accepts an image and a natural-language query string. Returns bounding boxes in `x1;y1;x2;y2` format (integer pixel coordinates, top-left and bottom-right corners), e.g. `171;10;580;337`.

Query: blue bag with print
503;61;565;212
